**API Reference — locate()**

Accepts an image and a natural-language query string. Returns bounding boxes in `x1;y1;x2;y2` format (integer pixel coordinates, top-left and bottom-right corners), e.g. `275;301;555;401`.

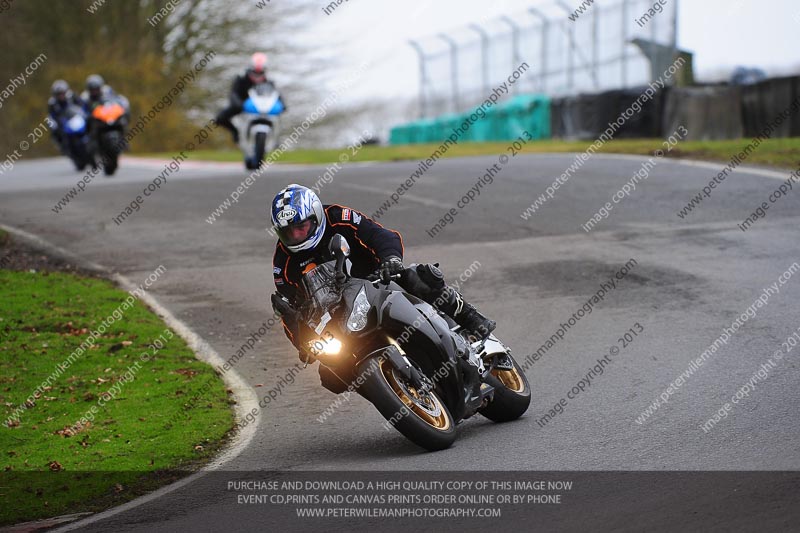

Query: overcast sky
310;0;800;103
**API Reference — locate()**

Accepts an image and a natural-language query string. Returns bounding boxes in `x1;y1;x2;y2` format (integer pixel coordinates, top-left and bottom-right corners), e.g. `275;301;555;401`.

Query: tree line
0;0;324;158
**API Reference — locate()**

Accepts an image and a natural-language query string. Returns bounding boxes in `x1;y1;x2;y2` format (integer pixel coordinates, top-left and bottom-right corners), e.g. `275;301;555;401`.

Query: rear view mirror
329;234;350;282
329;234;350;259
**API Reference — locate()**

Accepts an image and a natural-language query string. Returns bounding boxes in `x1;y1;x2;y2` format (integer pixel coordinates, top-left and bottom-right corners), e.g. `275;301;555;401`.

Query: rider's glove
271;293;295;319
272;293;312;363
380;256;404;282
298;349;316;365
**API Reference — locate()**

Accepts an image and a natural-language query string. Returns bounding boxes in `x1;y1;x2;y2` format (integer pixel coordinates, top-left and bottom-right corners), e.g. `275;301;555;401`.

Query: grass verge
136;137;800;170
0;254;234;525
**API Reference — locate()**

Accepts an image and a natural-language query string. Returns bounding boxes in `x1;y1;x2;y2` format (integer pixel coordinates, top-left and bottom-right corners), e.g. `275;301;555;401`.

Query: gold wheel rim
491;363;526;393
380;358;451;431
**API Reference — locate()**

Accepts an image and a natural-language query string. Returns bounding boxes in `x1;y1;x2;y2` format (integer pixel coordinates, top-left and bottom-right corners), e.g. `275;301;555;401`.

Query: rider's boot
434;285;496;341
450;292;496;341
214;111;239;144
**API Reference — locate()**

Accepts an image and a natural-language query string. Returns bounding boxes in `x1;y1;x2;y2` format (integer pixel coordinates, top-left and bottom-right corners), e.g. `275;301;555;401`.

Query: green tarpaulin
390;94;551;145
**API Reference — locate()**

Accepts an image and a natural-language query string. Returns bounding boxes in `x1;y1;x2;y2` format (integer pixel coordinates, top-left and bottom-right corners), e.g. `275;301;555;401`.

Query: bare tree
0;0;324;156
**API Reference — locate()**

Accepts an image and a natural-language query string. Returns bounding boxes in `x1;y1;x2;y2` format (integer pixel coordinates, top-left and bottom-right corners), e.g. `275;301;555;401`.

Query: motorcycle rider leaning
269;184;496;395
80;74;115;110
80;74;129;162
215;52;284;144
48;80;84;153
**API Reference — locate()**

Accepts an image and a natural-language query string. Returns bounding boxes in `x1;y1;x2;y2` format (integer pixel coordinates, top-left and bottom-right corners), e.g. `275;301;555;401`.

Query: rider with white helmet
269;184;496;394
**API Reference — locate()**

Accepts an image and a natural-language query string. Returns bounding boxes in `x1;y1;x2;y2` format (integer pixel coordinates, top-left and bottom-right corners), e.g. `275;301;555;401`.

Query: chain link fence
411;0;678;118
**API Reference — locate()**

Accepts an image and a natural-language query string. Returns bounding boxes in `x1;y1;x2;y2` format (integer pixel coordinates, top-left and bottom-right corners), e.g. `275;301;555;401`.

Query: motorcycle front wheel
100;131;121;176
254;131;267;168
358;356;456;451
103;154;118;176
68;137;89;171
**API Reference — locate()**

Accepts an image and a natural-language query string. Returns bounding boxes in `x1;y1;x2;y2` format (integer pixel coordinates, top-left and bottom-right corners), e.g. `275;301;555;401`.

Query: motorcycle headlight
308;337;342;356
67;115;85;131
346;287;370;332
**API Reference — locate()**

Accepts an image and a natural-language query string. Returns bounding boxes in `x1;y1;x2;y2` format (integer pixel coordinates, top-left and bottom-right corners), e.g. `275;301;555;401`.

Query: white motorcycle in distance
234;82;285;170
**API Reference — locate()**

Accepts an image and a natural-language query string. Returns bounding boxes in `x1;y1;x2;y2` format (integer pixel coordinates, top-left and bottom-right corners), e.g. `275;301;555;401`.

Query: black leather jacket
272;204;403;347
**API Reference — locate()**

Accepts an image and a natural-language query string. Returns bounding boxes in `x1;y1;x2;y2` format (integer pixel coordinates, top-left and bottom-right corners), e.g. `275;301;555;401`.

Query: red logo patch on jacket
342;208;351;221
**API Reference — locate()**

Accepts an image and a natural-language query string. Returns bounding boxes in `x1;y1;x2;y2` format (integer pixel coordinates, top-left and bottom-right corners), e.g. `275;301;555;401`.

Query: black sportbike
89;95;128;176
273;235;531;451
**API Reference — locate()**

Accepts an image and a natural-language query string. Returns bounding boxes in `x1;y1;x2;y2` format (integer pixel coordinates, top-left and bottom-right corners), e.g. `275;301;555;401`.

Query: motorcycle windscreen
245;82;281;115
301;261;340;310
252;82;277;95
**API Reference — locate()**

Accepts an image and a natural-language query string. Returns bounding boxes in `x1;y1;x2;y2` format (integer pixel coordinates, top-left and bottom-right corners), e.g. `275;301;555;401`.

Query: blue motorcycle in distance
59;104;92;171
234;81;285;170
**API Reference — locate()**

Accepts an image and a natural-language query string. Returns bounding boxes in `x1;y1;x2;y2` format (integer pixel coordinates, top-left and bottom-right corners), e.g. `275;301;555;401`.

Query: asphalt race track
2;152;800;531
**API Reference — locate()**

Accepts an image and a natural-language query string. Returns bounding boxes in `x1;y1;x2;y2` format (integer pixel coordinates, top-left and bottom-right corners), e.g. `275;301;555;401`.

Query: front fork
322;344;429;396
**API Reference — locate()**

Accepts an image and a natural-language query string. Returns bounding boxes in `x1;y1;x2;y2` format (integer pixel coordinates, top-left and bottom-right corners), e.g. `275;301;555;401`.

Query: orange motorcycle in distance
90;95;129;176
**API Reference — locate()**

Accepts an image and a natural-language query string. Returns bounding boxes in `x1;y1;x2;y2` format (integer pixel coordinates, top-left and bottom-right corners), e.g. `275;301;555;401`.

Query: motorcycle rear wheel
479;353;531;422
358;356;456;451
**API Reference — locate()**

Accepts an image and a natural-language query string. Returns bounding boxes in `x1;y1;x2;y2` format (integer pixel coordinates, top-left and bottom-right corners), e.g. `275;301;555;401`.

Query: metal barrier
410;0;678;118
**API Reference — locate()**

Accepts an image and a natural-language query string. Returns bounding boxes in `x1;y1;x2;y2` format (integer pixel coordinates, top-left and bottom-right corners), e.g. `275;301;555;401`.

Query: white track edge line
560;152;794;181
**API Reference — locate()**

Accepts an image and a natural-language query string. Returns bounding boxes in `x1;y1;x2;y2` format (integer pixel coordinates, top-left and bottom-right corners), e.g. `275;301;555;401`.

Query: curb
0;224;259;532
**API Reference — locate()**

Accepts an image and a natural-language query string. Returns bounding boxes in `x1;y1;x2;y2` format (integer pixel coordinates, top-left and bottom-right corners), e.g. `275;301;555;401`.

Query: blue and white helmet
270;184;326;252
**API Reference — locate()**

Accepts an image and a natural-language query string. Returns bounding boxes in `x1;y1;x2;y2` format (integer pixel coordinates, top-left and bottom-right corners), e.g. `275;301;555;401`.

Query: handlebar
369;272;401;287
